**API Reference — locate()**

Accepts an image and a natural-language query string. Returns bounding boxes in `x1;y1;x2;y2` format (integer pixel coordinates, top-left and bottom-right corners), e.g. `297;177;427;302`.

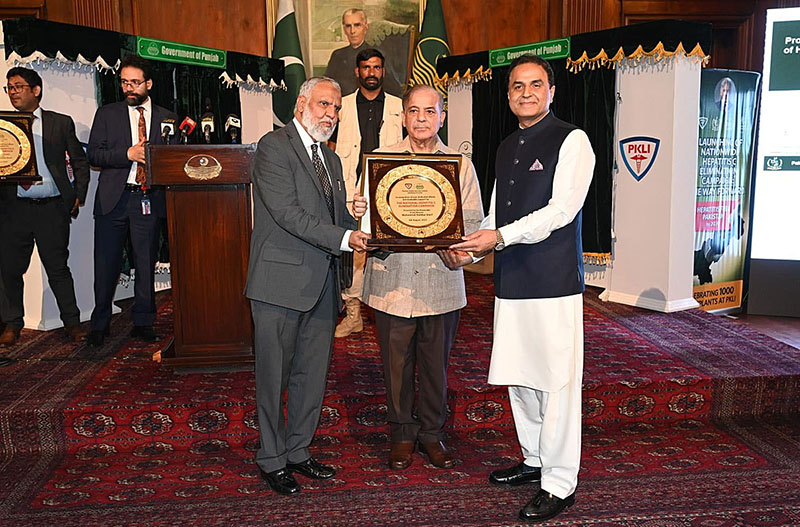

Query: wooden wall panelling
129;0;268;56
72;0;119;31
441;0;549;55
0;0;45;19
559;0;605;36
621;0;759;70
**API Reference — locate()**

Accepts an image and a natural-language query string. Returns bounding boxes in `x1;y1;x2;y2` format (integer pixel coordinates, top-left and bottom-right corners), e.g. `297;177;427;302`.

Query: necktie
311;143;335;221
19;115;36;191
135;106;147;187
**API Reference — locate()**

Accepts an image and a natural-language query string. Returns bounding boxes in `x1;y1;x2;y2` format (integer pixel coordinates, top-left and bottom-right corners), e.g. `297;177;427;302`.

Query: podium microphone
160;118;176;144
178;116;196;144
201;112;215;144
225;114;241;144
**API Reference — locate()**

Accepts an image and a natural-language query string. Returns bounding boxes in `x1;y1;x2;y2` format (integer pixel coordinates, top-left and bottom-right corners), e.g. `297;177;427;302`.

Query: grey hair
402;84;444;112
342;8;367;24
293;76;341;114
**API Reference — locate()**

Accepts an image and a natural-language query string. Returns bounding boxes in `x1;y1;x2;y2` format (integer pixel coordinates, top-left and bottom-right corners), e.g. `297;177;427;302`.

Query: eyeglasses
120;79;146;88
3;84;31;93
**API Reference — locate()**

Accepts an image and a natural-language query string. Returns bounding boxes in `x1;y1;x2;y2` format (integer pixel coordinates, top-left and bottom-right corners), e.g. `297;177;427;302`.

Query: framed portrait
305;0;422;97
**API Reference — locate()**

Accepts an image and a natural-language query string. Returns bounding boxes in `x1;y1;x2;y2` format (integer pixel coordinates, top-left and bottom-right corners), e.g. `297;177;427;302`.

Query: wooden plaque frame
0;111;40;184
363;152;464;252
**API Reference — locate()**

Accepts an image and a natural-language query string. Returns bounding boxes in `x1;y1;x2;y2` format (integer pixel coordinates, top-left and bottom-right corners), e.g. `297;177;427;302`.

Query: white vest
336;90;403;204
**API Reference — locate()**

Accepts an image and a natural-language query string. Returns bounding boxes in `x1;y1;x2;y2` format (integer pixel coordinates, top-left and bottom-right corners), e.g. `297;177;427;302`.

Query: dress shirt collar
518;110;551;133
128;97;152;116
32;107;42;120
395;134;448;155
293;116;320;150
356;89;385;104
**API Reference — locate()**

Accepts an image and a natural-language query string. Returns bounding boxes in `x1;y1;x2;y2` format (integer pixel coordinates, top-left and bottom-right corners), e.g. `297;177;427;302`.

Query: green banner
489;38;570;68
693;69;760;311
769;20;800;91
408;0;451;142
137;37;226;69
764;155;800;171
271;0;306;127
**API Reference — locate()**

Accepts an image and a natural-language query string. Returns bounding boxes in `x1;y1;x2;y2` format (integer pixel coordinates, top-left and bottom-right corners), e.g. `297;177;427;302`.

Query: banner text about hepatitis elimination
692;69;760;311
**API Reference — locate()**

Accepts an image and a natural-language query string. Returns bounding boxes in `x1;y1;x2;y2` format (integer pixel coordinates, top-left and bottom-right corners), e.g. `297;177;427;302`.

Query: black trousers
0;197;80;329
90;188;159;331
251;267;338;473
374;309;460;443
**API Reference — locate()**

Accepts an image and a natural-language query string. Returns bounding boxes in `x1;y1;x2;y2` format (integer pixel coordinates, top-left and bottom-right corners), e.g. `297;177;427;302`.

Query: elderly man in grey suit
361;84;484;470
245;76;369;495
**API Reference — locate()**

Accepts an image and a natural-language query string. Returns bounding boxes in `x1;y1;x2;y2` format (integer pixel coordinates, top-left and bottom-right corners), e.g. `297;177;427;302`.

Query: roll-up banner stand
692;69;760;313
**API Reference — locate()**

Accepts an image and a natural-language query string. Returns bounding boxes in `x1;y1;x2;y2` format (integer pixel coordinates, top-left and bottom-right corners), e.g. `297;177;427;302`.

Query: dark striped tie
311;143;335;220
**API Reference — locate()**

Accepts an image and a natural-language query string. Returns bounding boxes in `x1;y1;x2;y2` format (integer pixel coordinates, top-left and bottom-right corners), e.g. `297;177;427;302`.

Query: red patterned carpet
1;275;799;526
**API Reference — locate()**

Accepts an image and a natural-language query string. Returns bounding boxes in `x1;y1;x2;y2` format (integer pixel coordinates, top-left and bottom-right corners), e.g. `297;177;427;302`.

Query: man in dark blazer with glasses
87;55;177;346
0;66;89;347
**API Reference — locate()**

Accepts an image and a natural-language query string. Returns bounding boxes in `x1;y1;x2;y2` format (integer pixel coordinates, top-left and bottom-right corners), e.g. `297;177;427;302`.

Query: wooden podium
148;144;256;368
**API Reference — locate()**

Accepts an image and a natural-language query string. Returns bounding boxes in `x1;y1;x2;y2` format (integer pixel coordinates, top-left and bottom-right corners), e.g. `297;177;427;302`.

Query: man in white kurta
447;55;595;523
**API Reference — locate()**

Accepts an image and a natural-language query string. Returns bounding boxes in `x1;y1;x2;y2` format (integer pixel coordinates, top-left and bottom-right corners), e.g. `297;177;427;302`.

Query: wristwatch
495;229;505;250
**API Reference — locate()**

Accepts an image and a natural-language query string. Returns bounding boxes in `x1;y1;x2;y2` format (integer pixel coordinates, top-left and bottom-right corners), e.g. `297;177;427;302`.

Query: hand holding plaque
0;111;40;184
362;153;464;252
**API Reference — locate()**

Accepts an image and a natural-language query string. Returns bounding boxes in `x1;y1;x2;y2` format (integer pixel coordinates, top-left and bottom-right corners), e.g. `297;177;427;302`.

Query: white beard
301;111;336;142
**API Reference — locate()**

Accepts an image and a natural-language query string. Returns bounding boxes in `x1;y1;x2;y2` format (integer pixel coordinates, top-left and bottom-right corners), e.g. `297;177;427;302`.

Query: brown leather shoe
0;326;21;346
64;325;88;342
420;440;455;468
389;441;415;470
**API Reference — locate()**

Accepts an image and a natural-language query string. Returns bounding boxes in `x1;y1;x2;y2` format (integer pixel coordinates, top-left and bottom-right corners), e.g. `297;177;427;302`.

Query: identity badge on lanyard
140;187;151;216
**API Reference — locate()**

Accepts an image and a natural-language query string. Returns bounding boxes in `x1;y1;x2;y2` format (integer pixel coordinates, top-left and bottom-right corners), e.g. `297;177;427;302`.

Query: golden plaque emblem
183;154;222;180
0;119;33;176
375;164;457;238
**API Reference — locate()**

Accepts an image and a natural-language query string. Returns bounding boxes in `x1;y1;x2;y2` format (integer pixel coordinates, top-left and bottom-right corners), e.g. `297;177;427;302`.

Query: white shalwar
485;128;595;499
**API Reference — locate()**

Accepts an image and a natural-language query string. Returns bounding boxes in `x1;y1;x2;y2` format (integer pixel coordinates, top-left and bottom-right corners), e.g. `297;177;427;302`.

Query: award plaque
364;152;464;252
0;111;39;184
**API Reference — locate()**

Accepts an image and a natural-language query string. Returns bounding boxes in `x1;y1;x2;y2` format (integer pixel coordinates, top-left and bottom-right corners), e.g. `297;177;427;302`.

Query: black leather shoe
0;357;15;367
489;461;542;486
519;490;575;522
131;325;159;342
260;468;300;495
287;457;335;479
87;330;107;347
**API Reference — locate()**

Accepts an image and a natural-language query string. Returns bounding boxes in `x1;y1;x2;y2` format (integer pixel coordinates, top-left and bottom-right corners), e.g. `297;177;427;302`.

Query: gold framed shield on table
362;152;464;252
0;111;40;184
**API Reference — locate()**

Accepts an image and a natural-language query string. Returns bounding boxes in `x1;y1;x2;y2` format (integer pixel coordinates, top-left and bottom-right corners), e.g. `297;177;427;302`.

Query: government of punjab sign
489;38;571;68
137;37;226;69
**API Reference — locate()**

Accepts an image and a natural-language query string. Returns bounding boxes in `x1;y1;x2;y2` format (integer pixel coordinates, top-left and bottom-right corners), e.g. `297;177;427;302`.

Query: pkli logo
619;136;660;181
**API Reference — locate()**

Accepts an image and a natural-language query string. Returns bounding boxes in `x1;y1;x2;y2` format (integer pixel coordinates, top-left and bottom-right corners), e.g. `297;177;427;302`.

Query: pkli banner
692;69;760;311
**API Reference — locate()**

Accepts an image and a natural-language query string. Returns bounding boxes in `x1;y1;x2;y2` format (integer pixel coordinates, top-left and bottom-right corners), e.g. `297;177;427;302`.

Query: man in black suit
87;55;177;346
245;76;369;495
0;67;89;347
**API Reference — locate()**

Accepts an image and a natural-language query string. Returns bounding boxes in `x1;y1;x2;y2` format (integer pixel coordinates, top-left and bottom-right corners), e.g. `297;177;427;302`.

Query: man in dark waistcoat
446;54;595;523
